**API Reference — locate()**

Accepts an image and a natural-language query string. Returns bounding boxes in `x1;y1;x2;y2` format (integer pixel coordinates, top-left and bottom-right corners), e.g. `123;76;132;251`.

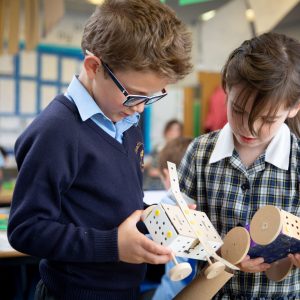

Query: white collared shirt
209;123;291;170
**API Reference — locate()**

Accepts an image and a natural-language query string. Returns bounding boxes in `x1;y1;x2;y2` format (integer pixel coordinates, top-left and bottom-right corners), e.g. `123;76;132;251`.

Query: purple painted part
245;224;257;248
242;223;293;263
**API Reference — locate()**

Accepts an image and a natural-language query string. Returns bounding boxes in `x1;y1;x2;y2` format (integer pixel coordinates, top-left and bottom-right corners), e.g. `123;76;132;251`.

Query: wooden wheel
204;261;225;279
265;257;293;282
221;227;250;265
169;262;193;281
250;205;282;245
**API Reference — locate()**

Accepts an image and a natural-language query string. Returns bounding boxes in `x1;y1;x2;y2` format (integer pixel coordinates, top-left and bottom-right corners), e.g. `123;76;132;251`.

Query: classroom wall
0;47;83;151
0;12;89;151
42;13;88;47
0;11;191;152
198;0;252;72
1;2;300;152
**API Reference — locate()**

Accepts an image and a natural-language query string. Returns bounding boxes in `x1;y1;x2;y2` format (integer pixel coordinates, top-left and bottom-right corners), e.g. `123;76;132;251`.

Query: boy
7;1;192;299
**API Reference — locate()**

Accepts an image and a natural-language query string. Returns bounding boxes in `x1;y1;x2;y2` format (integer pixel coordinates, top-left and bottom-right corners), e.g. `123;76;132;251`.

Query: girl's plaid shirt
178;129;300;300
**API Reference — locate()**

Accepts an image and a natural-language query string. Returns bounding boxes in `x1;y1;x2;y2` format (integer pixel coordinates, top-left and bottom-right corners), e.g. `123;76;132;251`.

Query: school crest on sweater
135;141;144;171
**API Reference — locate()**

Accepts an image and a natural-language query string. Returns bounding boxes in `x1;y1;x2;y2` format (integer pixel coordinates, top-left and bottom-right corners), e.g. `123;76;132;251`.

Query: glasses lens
123;96;148;107
146;94;167;105
123;92;167;107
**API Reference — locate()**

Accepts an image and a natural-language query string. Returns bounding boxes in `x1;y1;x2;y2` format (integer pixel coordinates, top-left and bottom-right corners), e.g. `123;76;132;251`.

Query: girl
179;32;300;299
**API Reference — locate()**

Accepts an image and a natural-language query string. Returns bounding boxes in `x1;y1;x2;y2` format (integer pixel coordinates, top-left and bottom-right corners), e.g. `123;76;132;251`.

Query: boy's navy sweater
8;95;146;300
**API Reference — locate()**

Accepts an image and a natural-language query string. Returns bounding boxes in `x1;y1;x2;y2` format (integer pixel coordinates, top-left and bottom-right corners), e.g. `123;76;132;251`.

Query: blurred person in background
204;85;227;133
144;119;183;190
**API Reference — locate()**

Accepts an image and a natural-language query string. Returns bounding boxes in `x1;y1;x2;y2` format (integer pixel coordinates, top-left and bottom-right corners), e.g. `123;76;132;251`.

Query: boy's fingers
128;210;143;223
142;251;172;264
188;204;197;210
140;235;172;255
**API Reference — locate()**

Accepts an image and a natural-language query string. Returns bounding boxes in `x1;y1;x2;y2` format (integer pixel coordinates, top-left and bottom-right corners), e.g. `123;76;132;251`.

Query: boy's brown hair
222;32;300;137
81;0;192;81
158;136;193;174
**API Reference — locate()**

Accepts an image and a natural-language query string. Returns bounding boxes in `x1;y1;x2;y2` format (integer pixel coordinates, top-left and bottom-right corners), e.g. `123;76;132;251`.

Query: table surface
0;189;13;206
0;231;26;258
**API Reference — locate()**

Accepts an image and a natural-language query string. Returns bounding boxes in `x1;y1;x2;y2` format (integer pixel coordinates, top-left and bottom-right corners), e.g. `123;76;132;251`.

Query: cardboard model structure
222;205;299;282
142;162;238;282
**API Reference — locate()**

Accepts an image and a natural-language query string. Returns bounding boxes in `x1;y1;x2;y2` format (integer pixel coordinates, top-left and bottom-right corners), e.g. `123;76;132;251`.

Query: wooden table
0;231;26;258
0;231;39;299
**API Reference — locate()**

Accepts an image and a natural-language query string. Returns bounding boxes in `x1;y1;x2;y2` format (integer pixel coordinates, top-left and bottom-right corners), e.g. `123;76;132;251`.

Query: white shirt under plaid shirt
178;123;300;300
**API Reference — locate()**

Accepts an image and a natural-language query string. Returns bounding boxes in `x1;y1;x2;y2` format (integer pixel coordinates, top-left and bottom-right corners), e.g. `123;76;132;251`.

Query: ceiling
157;0;231;24
274;1;300;29
65;0;231;23
64;0;300;28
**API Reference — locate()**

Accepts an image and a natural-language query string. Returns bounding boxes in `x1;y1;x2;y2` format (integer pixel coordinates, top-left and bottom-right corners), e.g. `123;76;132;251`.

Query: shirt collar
265;123;290;170
209;123;290;170
209;123;234;164
66;75;140;125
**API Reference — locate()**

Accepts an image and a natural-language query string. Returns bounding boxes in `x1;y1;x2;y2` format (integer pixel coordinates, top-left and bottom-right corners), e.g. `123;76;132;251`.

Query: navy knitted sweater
8;95;146;300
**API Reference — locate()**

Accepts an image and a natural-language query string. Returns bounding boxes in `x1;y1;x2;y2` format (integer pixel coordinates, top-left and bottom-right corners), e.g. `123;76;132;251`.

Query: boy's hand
238;255;271;273
188;204;197;210
288;253;300;268
118;210;173;264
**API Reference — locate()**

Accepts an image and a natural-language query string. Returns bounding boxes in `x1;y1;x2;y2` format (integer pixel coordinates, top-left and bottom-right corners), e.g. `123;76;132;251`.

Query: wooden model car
142;162;238;281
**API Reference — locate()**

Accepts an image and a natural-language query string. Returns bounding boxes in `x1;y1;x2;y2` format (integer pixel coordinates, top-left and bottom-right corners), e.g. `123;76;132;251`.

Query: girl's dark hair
222;32;300;137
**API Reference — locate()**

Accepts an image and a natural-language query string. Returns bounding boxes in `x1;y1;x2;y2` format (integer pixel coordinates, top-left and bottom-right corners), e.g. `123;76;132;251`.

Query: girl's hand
288;253;300;268
238;255;271;273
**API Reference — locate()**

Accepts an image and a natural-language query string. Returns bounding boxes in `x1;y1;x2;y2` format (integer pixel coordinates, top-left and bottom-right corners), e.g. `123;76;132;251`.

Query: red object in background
204;86;227;132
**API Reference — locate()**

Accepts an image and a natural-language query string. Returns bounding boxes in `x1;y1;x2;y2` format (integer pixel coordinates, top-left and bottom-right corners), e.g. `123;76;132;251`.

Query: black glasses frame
85;50;167;107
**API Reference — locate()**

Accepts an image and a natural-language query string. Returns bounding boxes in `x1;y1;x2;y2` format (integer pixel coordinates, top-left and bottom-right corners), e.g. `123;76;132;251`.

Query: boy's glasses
85;50;167;107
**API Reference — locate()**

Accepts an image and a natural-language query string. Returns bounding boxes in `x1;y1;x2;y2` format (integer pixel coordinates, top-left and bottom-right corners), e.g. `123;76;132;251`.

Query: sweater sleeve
7;116;119;263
